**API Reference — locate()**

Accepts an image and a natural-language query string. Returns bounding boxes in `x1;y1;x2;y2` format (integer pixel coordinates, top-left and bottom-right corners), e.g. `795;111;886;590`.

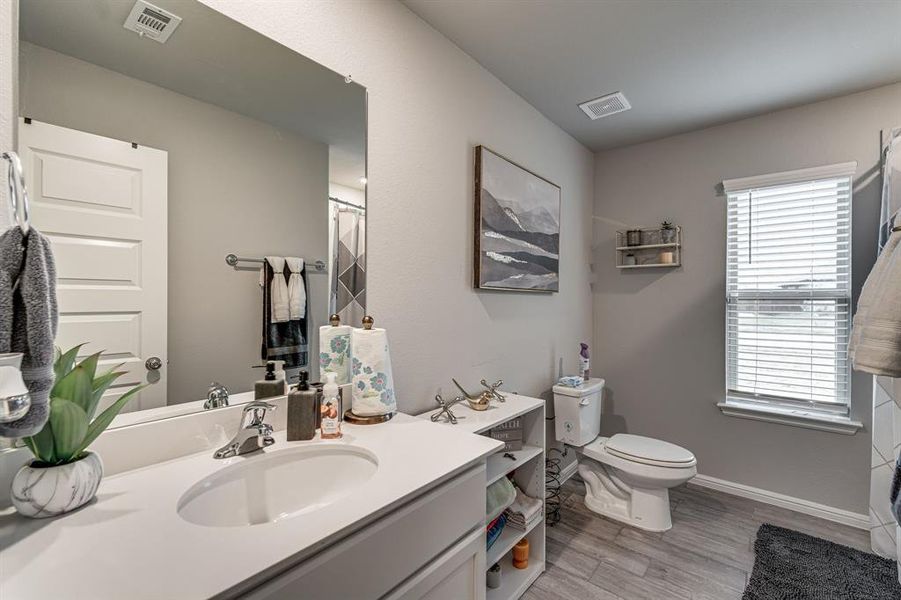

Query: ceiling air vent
123;0;182;44
578;92;631;120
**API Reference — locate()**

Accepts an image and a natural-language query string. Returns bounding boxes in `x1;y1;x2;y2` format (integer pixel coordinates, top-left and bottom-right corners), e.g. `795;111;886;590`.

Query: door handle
145;356;163;371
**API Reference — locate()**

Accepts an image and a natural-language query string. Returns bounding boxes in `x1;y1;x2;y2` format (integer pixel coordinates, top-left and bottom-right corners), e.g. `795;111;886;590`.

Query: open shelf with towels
615;225;682;269
420;393;546;600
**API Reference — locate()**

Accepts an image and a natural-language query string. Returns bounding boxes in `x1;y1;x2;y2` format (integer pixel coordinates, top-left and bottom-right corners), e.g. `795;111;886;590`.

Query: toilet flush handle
579;398;591;406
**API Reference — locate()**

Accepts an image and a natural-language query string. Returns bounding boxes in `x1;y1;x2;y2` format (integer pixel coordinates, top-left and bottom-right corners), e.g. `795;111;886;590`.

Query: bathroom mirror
14;0;367;426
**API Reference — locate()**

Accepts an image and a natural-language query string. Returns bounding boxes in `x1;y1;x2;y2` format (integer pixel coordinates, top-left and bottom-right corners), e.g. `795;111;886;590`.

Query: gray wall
19;42;329;405
593;82;901;514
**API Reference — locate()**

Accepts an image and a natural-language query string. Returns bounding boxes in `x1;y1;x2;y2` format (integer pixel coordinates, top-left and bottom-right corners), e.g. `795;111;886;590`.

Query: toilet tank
552;378;605;446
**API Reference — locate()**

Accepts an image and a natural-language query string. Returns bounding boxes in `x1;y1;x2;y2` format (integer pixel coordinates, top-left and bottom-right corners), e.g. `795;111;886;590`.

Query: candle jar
512;538;530;569
626;229;642;246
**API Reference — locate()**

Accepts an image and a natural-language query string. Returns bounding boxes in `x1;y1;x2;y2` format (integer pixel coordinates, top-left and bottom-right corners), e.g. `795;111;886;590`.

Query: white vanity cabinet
236;464;487;600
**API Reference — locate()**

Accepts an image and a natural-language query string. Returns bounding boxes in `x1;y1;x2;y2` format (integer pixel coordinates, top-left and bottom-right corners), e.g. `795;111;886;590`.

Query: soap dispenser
320;372;342;439
255;361;284;400
287;370;317;441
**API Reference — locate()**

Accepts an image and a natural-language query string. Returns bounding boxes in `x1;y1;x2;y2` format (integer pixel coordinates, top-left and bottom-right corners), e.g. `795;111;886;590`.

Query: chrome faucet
213;401;277;459
204;382;230;410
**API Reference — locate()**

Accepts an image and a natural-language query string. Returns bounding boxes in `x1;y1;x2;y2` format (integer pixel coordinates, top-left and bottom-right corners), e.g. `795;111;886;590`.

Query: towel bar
225;253;327;273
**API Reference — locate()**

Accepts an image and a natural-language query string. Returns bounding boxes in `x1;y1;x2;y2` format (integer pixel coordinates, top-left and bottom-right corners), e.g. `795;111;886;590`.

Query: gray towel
0;227;58;438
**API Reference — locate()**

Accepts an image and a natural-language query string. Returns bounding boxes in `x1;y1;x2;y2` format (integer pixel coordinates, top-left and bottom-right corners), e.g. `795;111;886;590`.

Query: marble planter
11;452;104;518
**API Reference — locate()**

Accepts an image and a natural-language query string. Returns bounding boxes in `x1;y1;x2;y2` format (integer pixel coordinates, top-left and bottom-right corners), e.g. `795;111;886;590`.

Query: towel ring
2;151;29;236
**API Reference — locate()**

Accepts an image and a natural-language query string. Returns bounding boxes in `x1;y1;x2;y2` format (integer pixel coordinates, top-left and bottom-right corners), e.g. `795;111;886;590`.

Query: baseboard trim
691;474;869;531
558;457;579;485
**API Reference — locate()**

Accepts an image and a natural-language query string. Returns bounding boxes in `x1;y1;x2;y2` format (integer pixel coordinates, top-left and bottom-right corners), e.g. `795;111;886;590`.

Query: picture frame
473;146;561;292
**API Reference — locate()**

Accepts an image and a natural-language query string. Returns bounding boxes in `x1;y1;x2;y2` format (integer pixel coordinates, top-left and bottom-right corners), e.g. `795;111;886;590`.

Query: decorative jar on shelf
626;229;642;246
623;253;637;266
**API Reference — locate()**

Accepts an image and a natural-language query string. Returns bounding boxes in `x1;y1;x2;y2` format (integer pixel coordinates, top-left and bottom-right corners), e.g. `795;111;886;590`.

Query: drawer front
386;526;485;600
240;464;486;600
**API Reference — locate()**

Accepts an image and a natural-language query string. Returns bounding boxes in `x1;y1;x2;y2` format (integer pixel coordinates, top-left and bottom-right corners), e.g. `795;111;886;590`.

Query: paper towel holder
344;315;397;425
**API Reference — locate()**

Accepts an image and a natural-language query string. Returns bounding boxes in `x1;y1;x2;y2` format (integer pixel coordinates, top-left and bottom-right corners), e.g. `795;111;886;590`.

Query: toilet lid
605;434;695;467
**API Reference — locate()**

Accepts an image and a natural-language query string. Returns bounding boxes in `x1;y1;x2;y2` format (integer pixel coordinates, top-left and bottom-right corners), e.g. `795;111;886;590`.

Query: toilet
553;378;696;532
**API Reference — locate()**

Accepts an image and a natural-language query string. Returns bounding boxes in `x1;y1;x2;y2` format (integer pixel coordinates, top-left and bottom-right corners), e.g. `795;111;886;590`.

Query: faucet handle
242;400;277;427
204;382;230;410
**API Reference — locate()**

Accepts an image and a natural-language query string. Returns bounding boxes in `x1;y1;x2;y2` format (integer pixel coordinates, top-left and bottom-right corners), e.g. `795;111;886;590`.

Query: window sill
717;401;863;435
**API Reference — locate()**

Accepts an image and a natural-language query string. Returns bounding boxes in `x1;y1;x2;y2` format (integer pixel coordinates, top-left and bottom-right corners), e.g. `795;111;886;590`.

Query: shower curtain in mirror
871;127;901;561
330;207;366;326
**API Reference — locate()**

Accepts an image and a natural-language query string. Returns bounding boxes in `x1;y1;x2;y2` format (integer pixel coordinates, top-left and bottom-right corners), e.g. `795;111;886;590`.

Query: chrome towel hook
2;151;30;235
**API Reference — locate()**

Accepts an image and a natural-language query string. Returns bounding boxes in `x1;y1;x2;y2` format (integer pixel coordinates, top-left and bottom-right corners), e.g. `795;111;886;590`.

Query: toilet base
583;484;673;532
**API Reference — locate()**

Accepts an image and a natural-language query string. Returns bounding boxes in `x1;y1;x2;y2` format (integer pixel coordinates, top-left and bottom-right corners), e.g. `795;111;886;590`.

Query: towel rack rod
329;196;365;211
225;254;327;273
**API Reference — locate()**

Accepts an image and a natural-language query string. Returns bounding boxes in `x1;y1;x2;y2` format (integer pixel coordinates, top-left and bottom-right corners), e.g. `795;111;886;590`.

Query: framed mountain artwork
473;146;561;292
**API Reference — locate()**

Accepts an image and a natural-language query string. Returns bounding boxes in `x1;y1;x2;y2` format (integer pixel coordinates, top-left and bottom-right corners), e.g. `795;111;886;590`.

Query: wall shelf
617;263;681;270
616;225;682;269
615;242;679;251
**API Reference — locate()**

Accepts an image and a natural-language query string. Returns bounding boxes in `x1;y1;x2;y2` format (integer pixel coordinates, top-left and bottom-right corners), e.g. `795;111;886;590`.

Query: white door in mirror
18;119;168;412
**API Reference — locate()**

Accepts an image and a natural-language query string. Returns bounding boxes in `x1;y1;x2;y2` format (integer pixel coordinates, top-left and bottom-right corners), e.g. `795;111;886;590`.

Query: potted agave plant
660;221;677;244
11;345;144;518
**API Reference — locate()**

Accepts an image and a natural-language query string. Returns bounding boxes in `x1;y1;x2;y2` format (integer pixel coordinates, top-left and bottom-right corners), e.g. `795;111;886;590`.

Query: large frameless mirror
15;0;367;427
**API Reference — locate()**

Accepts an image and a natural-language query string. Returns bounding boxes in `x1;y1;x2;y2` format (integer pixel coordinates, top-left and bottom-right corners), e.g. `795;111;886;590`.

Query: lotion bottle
320;372;342;439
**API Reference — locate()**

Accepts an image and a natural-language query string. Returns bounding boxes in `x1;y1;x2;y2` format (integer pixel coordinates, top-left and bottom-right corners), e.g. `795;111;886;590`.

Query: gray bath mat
743;524;901;599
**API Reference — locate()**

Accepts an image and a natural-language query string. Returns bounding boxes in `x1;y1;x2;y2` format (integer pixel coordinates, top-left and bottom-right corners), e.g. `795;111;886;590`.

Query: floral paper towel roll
351;325;396;416
319;322;351;385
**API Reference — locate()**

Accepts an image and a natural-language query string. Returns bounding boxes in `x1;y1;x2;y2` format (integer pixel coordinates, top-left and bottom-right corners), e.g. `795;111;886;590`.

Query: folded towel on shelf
0;227;58;438
504;488;543;531
285;257;306;320
557;375;584;388
264;256;290;323
850;230;901;376
261;259;308;368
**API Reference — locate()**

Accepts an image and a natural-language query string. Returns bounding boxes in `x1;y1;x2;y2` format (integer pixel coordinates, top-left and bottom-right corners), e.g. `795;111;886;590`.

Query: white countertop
419;392;547;434
0;413;501;600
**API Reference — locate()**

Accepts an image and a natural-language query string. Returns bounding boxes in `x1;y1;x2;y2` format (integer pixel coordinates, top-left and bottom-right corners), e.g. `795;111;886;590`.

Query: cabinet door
386;527;485;600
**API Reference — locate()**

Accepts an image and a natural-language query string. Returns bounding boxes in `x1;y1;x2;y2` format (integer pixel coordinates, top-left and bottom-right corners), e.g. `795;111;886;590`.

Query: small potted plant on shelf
10;345;144;519
660;221;677;244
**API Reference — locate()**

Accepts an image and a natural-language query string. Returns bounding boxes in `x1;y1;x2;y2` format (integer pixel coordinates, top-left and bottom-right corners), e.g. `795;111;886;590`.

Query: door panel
19;119;168;411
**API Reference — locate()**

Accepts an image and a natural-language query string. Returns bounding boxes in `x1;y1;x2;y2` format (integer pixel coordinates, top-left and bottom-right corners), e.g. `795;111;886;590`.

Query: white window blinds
724;163;856;414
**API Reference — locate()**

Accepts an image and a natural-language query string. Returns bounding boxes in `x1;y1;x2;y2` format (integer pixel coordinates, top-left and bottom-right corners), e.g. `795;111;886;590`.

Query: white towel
850;230;901;376
286;257;306;320
264;256;290;323
505;488;542;530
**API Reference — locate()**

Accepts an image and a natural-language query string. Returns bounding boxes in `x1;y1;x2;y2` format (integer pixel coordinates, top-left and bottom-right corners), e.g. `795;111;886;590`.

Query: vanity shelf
420;393;546;600
616;226;682;269
486;553;546;600
486;445;543;486
487;514;543;567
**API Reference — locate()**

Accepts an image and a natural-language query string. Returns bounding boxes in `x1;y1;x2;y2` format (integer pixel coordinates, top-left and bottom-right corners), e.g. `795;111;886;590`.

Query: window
723;163;856;424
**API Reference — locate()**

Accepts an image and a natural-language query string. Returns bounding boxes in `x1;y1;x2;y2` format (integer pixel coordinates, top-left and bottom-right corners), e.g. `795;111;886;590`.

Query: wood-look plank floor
524;479;871;600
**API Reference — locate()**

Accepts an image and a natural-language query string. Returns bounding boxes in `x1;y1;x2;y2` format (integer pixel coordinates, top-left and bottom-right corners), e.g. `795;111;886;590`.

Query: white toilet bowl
577;434;696;532
553;379;696;532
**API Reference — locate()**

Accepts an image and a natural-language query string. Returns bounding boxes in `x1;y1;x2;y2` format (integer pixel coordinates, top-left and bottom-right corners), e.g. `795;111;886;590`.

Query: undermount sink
177;444;379;527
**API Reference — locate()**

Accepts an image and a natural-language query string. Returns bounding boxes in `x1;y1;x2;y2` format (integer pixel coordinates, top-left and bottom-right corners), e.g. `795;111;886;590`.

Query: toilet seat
585;434;696;468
